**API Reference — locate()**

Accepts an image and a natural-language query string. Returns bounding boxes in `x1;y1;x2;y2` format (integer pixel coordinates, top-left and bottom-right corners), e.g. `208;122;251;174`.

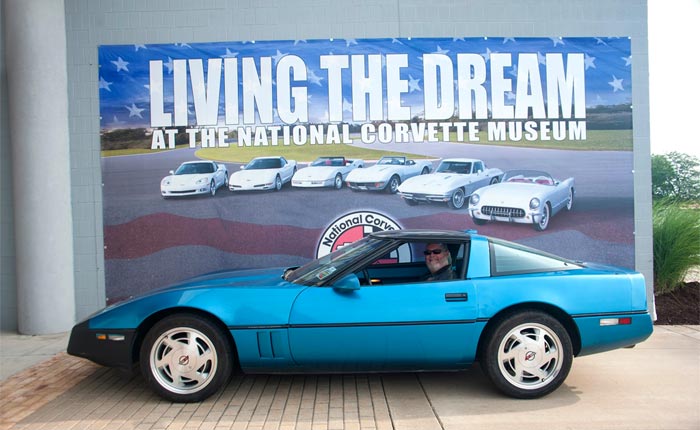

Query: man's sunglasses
423;249;444;255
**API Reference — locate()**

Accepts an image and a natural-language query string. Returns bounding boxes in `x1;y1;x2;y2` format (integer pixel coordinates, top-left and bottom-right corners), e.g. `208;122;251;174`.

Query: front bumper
292;178;332;188
67;320;137;371
229;182;275;191
399;192;449;203
346;181;386;191
161;185;210;196
469;207;542;225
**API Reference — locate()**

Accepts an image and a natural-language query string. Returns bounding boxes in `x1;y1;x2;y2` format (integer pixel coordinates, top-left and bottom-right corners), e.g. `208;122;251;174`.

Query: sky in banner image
98;37;635;303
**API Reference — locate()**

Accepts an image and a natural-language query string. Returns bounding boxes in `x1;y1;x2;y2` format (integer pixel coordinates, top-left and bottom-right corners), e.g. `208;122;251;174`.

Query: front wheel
447;188;465;209
140;314;234;403
209;180;216;196
481;311;572;399
534;202;551;231
386;175;401;194
333;173;343;190
274;175;282;191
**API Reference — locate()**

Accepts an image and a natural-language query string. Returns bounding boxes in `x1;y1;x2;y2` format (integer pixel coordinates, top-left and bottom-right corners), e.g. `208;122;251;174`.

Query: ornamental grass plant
653;199;700;295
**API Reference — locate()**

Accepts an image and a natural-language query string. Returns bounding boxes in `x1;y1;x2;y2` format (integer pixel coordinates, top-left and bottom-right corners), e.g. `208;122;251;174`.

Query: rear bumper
574;312;654;356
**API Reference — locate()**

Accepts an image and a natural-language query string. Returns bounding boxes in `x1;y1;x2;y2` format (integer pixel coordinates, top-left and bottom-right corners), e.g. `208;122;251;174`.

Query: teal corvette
68;230;653;402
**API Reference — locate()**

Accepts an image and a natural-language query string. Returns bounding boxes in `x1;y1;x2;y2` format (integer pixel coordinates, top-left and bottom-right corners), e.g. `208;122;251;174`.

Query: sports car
160;160;229;198
345;156;432;193
397;158;503;209
291;156;364;189
468;170;575;231
68;229;652;403
228;156;297;191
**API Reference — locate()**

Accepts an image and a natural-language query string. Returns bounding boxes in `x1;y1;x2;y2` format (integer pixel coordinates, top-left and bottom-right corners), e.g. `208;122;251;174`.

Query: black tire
480;311;572;399
566;188;574;211
490;176;500;185
209;180;216;196
447;188;465;209
403;198;419;206
421;167;429;175
140;314;234;403
534;202;551;231
274;175;282;191
386;175;400;194
333;173;343;190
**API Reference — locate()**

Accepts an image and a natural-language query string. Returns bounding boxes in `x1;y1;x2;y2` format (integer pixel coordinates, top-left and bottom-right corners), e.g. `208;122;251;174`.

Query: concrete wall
1;0;652;330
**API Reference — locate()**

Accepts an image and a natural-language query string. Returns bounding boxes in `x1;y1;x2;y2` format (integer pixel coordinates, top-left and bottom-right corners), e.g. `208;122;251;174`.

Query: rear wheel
566;188;574;211
140;314;234;403
274;175;282;191
209;180;216;196
333;173;343;189
481;311;572;399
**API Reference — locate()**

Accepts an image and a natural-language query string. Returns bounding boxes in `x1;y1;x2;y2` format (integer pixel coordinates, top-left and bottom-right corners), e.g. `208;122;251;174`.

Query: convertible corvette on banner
345;156;433;193
292;156;364;189
68;229;652;403
469;170;575;231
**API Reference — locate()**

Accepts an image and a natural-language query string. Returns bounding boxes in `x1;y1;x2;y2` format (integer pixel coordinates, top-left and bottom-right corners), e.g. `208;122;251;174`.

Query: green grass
100;128;633;158
447;129;632;151
653;199;700;295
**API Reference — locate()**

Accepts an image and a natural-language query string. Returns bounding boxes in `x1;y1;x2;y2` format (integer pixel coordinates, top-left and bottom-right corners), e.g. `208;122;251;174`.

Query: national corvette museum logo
316;211;411;262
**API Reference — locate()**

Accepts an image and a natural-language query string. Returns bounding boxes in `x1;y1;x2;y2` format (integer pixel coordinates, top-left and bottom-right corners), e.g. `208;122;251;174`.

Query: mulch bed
654;281;700;325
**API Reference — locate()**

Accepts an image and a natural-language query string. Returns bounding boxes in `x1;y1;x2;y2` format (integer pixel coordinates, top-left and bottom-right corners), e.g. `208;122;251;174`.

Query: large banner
98;37;634;303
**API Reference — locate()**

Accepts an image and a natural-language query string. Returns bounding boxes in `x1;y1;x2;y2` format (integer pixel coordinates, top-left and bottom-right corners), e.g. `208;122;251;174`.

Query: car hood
231;169;276;181
473;182;548;206
165;174;210;185
399;173;467;193
348;165;396;180
294;166;336;179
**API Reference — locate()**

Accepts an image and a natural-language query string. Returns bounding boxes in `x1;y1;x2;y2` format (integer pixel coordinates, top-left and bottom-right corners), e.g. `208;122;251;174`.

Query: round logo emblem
316;211;410;262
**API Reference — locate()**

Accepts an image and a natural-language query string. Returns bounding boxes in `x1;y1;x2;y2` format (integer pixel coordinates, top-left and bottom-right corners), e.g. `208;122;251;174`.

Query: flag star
111;57;129;72
595;38;608;45
584;53;597;70
112;115;123;125
221;48;238;58
503;37;516;44
392;38;404;44
550;37;565;47
608;75;624;92
294;40;307;45
134;44;147;51
452;37;465;42
98;76;112;91
434;45;449;55
408;74;422;92
175;43;192;49
272;49;287;65
537;51;546;65
622;55;632;66
506;91;516;101
342;98;353;112
345;39;358;47
508;65;518;78
481;47;496;63
125;103;145;118
164;57;174;74
307;69;324;86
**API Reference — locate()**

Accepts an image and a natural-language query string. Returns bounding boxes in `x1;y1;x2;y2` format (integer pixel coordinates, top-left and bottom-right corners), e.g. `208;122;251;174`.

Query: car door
286;277;479;371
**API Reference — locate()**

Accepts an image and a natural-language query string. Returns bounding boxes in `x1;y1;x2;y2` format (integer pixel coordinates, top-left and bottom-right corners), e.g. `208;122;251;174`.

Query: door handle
445;292;468;302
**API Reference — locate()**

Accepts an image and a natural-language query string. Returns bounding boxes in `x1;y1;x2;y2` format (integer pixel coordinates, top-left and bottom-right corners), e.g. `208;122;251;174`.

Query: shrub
651;152;700;201
653;199;700;295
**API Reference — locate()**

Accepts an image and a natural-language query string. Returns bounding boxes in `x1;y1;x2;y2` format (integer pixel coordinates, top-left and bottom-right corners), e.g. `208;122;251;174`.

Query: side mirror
332;273;361;292
169;170;175;175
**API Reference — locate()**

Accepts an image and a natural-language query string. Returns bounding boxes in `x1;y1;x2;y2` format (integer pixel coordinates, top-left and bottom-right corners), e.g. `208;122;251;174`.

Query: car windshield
246;158;282;169
311;157;345;167
503;170;554;185
377;157;405;165
436;161;472;174
284;236;389;286
175;163;214;175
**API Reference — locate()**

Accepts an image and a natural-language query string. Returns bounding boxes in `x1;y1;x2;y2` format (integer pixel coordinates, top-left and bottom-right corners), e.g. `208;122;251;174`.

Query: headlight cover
470;194;480;205
530;198;541;209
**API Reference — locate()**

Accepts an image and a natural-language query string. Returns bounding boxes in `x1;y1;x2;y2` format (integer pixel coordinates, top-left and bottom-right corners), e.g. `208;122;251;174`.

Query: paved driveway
1;326;698;429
